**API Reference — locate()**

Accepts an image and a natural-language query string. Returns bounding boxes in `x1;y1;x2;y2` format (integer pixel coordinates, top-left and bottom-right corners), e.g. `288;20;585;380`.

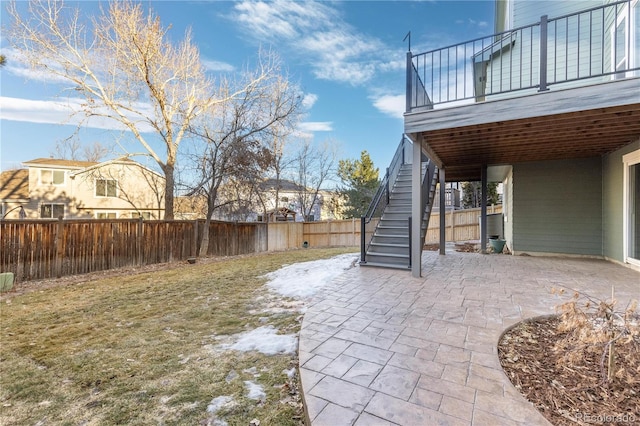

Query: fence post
234;221;239;256
192;219;198;258
137;217;143;266
352;217;356;246
539;15;549;92
55;217;63;278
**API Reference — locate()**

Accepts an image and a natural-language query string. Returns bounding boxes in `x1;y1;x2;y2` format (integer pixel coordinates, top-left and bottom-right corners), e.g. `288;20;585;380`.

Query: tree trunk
199;216;210;256
163;164;175;220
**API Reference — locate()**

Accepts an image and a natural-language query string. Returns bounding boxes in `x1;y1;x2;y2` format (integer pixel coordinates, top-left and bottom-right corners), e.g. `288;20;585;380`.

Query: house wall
512;157;603;256
602;138;640;262
28;166;81;218
484;0;637;101
512;1;601;27
26;162;164;219
71;163;164;218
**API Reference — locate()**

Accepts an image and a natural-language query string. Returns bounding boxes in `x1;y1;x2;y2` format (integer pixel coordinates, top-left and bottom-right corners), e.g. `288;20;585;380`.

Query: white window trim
95;178;118;198
95;211;118;219
622;148;640;267
40;169;66;186
611;0;638;79
40;203;65;219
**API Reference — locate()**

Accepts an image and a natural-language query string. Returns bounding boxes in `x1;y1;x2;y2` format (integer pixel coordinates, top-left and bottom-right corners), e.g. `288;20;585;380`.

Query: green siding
513;158;603;255
603;139;640;262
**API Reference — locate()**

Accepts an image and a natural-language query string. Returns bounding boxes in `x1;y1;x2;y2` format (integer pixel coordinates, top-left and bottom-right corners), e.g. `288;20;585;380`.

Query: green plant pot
489;238;506;253
0;272;14;292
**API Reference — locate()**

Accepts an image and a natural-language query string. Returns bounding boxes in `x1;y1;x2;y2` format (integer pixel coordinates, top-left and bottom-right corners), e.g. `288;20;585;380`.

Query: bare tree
82;141;112;162
291;138;338;221
53;137;111;162
184;54;302;254
8;1;268;218
250;127;297;222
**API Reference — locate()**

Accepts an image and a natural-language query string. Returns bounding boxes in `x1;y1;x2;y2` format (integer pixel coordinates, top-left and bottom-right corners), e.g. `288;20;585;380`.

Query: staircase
360;137;439;269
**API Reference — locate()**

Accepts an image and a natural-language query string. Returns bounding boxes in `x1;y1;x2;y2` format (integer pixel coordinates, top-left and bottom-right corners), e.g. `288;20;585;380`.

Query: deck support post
481;165;488;254
439;168;446;255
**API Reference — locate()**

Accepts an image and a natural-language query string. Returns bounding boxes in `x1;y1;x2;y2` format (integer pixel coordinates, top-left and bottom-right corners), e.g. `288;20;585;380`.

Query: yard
0;248;358;425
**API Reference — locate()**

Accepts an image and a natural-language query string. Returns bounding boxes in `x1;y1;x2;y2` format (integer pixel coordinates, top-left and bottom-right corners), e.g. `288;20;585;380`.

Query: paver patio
298;247;640;425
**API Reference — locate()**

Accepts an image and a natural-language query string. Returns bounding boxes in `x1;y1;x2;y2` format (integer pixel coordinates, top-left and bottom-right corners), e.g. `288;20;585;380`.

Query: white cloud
371;94;405;119
0;96;156;133
0;97;78;124
298;121;333;132
229;1;390;86
302;93;318;109
2;47;69;84
201;59;235;72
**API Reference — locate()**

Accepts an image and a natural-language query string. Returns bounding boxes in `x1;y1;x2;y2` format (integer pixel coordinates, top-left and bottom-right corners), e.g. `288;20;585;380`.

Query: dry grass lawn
0;248;356;425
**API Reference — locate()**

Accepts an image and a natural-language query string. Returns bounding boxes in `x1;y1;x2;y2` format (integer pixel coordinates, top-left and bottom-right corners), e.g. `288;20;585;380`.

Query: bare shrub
552;287;640;386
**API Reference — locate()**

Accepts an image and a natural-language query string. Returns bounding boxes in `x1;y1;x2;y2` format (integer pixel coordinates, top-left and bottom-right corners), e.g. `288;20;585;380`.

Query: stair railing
419;157;438;246
360;136;410;263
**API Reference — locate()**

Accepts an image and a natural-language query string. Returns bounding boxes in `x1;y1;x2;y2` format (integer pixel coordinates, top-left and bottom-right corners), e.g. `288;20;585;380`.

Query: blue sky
0;0;495;176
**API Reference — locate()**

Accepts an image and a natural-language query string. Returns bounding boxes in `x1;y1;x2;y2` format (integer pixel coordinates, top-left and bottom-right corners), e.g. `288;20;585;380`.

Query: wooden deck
404;77;640;181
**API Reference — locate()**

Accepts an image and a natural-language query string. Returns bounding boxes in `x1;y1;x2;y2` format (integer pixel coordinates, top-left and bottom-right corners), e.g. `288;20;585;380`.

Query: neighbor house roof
71;156;164;179
260;178;306;192
0;169;29;200
23;158;98;169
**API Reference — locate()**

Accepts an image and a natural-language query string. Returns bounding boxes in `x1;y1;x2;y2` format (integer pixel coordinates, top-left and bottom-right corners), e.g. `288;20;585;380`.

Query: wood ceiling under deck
405;78;640;182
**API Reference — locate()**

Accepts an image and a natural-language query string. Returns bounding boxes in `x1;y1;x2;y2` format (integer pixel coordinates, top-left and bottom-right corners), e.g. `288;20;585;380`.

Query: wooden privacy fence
0;218;267;283
1;208;500;284
267;219;362;251
424;205;503;244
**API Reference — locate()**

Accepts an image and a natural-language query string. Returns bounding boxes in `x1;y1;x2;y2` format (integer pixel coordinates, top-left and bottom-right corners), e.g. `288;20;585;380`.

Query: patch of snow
243;366;259;376
264;253;357;299
224;326;297;355
282;368;296;379
225;370;238;383
206;395;234;414
244;381;266;401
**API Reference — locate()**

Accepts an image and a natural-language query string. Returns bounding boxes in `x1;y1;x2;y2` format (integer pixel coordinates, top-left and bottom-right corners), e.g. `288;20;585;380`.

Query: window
40;169;65;185
612;1;638;79
95;179;117;197
95;212;117;219
138;211;154;220
40;203;64;218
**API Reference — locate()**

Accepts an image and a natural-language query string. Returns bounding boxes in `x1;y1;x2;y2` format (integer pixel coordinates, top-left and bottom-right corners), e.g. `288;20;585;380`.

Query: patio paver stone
299;248;639;425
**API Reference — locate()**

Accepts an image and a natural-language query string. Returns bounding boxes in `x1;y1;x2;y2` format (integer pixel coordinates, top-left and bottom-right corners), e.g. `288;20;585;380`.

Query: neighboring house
0;158;165;219
0;169;30;219
252;178;334;222
401;0;639;276
174;195;207;220
174;179;341;222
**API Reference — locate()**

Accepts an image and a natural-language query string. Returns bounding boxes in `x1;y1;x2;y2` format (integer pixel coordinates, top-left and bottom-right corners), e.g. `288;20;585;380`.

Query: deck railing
407;0;639;111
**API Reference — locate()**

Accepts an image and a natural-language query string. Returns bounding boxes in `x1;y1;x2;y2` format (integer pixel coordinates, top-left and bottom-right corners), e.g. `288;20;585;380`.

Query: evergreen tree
461;181;499;209
337;151;380;218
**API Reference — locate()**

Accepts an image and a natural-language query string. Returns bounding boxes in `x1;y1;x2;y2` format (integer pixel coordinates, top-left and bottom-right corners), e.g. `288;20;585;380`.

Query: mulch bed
498;316;639;425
